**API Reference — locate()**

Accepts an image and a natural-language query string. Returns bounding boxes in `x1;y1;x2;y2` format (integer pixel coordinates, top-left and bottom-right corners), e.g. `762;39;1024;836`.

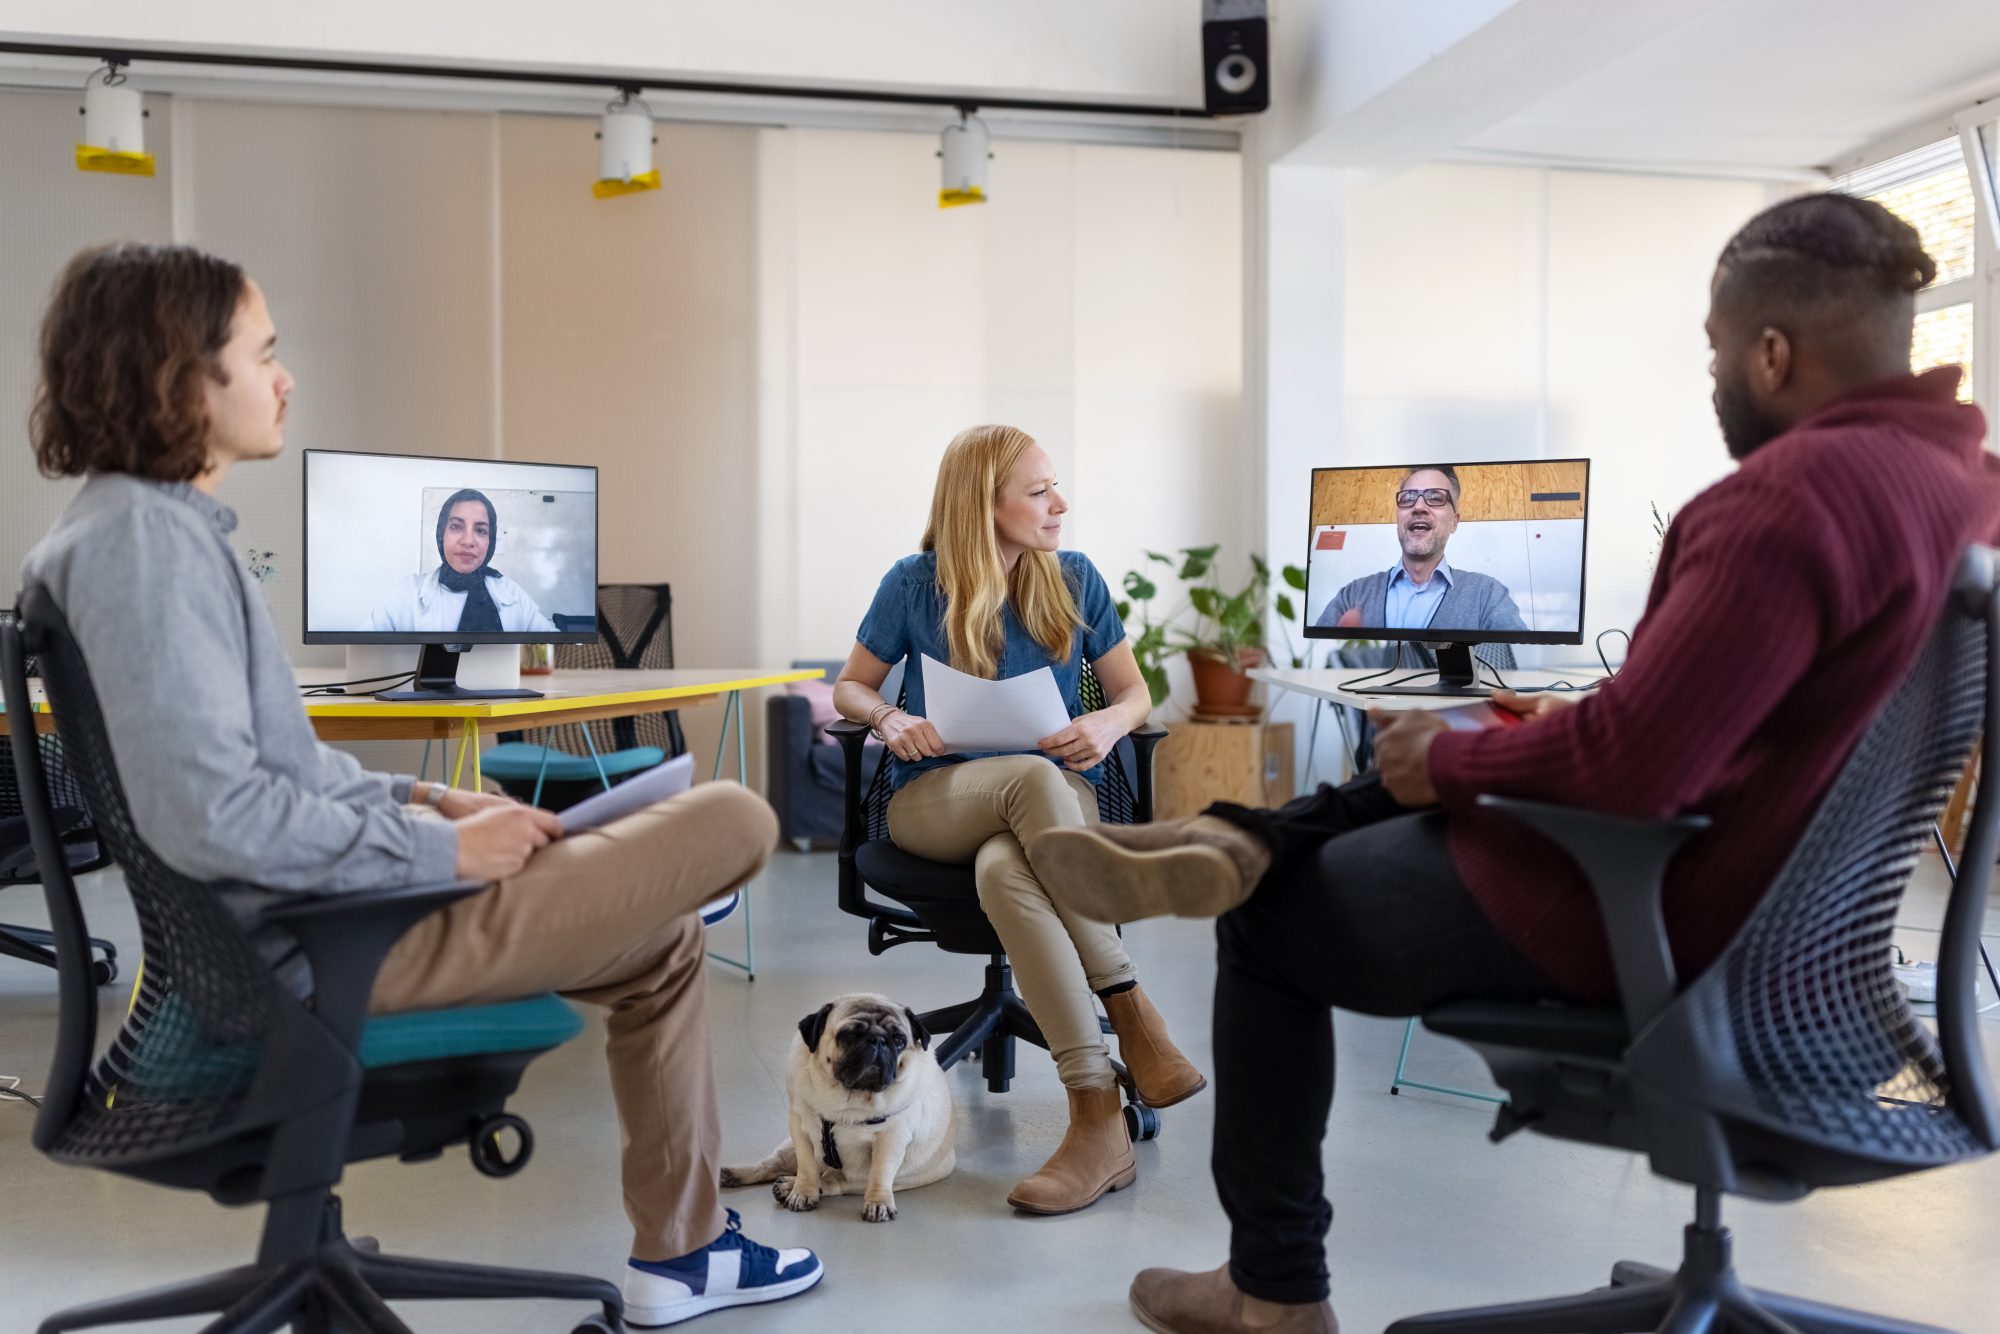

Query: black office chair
4;584;622;1334
828;664;1169;1137
0;607;118;985
1387;546;2000;1334
2;745;119;987
488;582;689;809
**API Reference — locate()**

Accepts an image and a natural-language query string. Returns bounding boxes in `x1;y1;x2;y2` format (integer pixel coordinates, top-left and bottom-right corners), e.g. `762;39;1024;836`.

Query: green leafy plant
1115;546;1313;707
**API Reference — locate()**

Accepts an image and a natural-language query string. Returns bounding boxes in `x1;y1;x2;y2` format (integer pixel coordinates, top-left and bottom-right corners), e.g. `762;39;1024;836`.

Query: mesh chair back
550;584;687;757
7;585;316;1167
857;660;1141;842
1;608;105;878
1680;555;2000;1166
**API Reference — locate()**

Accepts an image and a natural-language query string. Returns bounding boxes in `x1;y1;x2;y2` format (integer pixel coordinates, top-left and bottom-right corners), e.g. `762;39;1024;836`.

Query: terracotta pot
1187;647;1264;714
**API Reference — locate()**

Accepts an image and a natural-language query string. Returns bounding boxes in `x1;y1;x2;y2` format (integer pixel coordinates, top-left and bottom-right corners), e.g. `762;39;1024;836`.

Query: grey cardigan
21;474;459;892
1313;565;1527;669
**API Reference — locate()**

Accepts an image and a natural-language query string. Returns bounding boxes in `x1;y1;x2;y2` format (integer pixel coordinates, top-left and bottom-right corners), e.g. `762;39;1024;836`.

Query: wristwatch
422;783;449;811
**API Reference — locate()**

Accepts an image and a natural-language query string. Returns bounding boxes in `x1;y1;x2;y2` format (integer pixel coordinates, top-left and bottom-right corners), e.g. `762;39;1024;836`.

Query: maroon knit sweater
1429;369;1998;1002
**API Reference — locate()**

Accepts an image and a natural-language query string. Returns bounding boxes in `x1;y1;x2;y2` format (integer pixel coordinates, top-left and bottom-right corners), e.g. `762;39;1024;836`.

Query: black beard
1715;377;1788;460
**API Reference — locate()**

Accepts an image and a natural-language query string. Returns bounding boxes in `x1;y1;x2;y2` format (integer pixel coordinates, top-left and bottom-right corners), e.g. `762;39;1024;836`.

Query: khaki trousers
886;755;1135;1088
369;781;778;1262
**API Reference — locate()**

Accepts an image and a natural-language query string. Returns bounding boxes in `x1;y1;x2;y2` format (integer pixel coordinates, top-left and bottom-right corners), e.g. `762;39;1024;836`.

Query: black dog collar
820;1114;891;1172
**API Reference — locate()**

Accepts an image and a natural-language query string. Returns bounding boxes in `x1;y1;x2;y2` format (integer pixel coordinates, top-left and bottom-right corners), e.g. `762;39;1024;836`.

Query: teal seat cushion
359;993;585;1069
482;743;667;784
125;992;585;1099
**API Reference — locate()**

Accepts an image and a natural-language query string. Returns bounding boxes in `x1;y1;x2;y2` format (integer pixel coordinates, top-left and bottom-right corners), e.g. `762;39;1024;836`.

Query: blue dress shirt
1383;560;1453;631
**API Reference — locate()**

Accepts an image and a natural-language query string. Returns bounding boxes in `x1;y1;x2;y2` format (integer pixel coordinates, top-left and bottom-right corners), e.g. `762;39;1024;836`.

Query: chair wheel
1124;1102;1161;1142
91;957;117;987
572;1315;622;1333
469;1113;535;1177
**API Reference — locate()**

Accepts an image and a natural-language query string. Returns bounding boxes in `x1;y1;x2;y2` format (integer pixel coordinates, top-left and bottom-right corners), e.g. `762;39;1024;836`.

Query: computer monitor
303;448;599;699
1302;458;1589;696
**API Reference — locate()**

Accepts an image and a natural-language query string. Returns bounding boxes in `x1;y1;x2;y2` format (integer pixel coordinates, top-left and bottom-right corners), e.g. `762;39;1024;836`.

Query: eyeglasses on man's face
1395;488;1455;510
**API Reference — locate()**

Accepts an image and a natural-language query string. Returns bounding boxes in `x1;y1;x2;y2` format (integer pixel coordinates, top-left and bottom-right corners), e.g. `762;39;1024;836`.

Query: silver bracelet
867;702;898;739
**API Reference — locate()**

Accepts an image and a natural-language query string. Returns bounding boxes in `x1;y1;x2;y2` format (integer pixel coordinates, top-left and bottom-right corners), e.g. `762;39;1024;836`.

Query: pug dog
721;992;956;1222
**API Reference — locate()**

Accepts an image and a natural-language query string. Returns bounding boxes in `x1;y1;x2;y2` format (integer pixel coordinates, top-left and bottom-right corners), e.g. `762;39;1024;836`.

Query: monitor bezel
1301;457;1590;647
301;446;602;646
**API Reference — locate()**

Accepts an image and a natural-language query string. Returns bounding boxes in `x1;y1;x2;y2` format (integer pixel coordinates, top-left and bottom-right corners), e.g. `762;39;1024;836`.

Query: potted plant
1117;547;1311;715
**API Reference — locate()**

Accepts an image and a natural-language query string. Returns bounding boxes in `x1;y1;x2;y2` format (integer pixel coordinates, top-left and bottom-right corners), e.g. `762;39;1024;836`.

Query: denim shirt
856;550;1126;790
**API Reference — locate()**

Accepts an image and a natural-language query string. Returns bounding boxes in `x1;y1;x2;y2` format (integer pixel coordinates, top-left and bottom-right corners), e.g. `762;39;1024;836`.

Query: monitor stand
375;644;544;701
1346;642;1493;698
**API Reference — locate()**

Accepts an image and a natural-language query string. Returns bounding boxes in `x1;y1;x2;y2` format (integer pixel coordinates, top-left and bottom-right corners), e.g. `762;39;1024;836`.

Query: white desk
1250;665;1610;714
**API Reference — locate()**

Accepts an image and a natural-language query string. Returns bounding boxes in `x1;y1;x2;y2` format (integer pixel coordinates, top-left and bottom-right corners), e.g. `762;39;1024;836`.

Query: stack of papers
919;654;1071;751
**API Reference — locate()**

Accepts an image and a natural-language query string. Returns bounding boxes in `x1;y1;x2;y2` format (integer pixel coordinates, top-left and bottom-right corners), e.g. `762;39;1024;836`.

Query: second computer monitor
1304;459;1588;688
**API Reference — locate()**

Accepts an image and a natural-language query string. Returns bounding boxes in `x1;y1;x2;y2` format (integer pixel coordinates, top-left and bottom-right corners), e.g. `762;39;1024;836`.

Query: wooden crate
1152;719;1295;821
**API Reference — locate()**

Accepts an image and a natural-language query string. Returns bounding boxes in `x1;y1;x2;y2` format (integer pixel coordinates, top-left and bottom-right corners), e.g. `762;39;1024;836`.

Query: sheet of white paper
559;752;695;835
919;654;1072;753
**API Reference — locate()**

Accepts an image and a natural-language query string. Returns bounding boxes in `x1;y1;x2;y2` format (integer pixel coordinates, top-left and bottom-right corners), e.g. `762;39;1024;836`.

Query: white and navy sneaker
623;1209;824;1327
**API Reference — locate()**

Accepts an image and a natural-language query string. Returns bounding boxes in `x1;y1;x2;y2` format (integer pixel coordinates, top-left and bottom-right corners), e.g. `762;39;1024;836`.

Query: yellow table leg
470;719;483;792
451;719;471;788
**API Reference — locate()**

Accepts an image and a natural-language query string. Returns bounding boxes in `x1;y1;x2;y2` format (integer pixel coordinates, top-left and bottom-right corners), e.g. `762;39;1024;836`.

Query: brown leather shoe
1129;1266;1338;1334
1006;1084;1136;1215
1031;816;1270;924
1103;984;1207;1107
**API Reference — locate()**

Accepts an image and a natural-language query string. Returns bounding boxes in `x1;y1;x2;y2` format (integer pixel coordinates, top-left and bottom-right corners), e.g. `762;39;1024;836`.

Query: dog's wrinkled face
798;994;931;1094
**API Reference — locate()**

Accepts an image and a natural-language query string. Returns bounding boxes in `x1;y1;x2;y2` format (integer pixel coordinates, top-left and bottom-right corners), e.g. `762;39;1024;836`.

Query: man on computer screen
1030;194;1999;1334
1312;466;1529;640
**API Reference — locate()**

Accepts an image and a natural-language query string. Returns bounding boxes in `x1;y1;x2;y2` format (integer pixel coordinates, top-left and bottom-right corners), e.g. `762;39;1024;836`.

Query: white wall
0;1;1208;106
2;88;1243;780
0;88;171;585
1340;162;1770;658
759;129;1245;673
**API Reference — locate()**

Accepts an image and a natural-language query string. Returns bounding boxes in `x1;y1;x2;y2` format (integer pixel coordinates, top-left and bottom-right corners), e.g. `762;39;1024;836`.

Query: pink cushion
788;679;841;743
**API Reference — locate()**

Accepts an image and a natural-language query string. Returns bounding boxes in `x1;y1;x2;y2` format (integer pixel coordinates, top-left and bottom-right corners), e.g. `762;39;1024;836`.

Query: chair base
0;922;116;984
1385;1191;1952;1334
923;956;1046;1093
37;1193;622;1334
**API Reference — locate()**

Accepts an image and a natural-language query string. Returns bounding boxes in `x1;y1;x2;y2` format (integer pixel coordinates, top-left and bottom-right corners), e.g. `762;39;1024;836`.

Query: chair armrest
1129;722;1167;823
1475;795;1710;1027
257;879;484;926
256;880;486;1055
829;720;874;841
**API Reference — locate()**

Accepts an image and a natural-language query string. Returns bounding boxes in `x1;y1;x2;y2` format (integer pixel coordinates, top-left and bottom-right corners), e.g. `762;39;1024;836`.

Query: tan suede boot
1031;815;1272;924
1103;984;1207;1107
1130;1266;1338;1334
1006;1084;1136;1215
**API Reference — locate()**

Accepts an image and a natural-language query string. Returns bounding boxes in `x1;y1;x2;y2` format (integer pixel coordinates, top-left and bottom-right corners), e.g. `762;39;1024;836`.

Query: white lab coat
368;567;558;634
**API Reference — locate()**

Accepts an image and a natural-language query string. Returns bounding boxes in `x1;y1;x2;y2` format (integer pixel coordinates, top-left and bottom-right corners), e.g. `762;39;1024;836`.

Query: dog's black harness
820;1114;892;1172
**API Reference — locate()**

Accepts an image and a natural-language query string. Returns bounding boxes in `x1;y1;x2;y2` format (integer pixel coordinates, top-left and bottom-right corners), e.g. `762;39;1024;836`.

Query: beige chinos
368;781;777;1263
886;754;1135;1088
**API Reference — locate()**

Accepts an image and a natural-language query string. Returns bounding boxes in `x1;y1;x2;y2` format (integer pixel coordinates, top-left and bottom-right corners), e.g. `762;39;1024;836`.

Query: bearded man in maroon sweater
1030;192;2000;1334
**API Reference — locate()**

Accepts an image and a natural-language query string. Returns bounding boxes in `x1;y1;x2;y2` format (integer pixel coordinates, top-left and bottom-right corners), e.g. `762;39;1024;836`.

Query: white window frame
1954;102;2000;426
1833;104;1999;438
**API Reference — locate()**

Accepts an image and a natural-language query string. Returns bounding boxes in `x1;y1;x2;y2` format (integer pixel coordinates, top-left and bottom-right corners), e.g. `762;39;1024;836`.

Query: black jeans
1204;778;1566;1306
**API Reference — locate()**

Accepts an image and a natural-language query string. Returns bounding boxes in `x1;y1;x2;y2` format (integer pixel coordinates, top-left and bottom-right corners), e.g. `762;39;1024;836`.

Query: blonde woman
833;424;1206;1216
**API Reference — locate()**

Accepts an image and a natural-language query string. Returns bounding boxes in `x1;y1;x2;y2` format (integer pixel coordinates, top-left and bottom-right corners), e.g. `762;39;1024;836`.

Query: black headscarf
435;489;504;633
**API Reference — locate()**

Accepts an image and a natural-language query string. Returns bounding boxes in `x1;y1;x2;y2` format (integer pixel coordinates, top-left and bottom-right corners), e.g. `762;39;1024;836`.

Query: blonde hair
921;424;1085;680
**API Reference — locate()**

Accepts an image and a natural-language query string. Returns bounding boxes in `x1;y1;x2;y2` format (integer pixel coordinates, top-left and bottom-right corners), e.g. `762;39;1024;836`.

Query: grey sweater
21;474;459;892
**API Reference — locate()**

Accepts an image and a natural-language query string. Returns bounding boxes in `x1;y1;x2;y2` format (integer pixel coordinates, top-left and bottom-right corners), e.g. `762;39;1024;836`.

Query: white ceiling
1461;0;2000;174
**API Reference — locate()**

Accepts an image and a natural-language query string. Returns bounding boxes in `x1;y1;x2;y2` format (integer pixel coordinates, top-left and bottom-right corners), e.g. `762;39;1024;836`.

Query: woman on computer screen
368;487;556;634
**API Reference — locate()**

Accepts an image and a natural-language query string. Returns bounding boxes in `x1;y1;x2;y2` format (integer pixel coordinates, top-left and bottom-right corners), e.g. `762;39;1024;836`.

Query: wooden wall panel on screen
1313;460;1587;527
1312;467;1407;526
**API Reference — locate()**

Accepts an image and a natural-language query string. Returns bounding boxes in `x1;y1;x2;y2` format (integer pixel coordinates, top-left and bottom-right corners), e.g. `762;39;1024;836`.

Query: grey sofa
766;658;899;850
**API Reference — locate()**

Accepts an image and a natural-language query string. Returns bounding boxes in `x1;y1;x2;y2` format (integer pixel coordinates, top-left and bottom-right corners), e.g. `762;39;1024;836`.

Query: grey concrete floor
2;849;1997;1333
